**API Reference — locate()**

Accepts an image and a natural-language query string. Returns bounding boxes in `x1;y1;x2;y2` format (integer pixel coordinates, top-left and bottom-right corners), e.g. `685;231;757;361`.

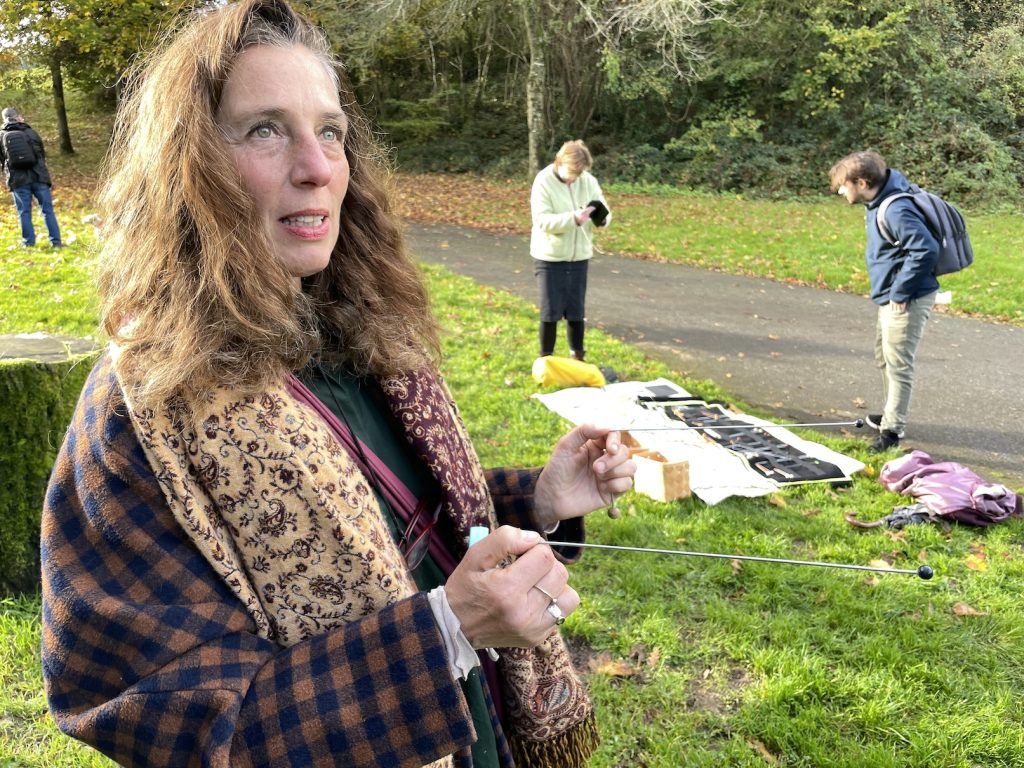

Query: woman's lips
279;212;330;239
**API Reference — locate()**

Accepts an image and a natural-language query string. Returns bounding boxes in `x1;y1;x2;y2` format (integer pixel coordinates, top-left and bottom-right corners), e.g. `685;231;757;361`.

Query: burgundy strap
286;374;459;575
289;374;502;722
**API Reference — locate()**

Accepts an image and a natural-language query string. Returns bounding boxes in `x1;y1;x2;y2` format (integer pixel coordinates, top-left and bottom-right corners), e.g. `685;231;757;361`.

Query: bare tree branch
579;0;734;80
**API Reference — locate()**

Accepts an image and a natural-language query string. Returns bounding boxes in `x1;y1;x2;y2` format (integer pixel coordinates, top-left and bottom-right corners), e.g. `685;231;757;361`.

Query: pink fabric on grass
879;450;1022;526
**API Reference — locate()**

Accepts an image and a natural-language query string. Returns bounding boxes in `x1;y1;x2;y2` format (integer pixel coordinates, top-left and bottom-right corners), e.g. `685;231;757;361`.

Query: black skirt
534;259;589;321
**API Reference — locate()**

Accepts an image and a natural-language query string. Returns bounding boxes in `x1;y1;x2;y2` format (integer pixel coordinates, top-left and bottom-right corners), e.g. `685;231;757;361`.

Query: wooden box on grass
622;431;690;502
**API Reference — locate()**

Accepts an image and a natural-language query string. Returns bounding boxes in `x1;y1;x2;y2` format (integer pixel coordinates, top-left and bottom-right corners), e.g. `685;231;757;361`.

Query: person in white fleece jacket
530;139;610;361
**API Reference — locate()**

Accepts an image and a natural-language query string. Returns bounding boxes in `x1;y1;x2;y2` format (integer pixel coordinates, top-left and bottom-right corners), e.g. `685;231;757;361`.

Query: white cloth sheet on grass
532;377;865;505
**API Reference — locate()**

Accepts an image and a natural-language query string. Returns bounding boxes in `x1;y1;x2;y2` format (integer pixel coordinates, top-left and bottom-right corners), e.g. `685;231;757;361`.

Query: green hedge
0;354;98;594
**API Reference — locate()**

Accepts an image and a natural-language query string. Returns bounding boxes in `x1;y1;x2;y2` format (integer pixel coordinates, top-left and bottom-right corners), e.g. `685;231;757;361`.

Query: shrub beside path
406;220;1024;490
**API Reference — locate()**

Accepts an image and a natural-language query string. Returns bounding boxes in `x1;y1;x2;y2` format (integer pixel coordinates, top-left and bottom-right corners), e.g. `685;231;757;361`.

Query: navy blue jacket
863;169;940;305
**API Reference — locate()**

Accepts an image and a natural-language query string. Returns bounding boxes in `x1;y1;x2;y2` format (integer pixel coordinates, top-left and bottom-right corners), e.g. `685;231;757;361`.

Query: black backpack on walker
1;129;38;171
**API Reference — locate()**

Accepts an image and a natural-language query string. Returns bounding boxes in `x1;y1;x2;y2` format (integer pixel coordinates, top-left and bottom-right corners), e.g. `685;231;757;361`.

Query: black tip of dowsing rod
916;565;934;580
854;418;865;428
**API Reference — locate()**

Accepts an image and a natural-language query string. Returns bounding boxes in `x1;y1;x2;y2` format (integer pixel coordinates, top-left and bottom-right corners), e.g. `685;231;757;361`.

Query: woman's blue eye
322;126;344;142
253;125;273;138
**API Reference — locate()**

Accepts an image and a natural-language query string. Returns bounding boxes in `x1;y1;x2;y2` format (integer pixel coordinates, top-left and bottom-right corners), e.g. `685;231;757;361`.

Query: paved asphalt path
407;220;1023;489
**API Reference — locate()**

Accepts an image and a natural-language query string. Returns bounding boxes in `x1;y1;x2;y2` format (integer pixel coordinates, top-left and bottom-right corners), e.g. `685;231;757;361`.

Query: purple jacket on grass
880;450;1023;526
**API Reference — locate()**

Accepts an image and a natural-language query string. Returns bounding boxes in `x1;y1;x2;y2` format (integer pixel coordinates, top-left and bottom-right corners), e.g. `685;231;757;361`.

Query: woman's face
217;44;350;284
555;163;579;184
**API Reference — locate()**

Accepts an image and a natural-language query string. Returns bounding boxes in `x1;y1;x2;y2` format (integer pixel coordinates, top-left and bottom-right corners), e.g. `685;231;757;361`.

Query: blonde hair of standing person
554;140;593;177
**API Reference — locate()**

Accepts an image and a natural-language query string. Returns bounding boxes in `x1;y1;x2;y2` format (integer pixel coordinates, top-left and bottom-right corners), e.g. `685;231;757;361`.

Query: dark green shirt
301;364;499;767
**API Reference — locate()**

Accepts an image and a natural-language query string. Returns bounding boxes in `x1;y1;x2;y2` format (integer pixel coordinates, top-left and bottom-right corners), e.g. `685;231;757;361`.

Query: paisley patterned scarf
116;355;597;767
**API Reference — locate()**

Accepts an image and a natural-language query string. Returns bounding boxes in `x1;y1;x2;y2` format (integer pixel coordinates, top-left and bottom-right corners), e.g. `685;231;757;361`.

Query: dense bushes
350;0;1024;210
0;355;96;594
390;97;530;176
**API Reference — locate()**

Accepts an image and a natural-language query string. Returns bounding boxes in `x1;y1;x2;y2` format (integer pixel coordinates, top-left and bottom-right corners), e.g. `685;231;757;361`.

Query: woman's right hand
575;206;596;225
445;526;579;649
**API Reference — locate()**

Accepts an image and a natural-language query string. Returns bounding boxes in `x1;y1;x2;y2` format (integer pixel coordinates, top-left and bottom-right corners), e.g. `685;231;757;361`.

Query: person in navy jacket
829;151;939;453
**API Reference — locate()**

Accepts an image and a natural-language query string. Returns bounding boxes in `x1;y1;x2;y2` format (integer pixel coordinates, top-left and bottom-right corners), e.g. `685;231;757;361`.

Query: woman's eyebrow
221;106;287;127
225;106;348;129
323;109;349;130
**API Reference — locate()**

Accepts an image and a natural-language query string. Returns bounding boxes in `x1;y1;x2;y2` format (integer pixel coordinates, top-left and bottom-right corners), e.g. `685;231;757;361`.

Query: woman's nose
290;135;334;187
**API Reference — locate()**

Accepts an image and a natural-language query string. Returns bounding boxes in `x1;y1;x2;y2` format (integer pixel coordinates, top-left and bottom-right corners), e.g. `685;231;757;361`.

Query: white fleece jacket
529;164;610;262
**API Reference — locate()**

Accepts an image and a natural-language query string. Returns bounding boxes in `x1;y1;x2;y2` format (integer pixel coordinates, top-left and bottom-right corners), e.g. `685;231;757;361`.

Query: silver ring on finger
546;602;565;625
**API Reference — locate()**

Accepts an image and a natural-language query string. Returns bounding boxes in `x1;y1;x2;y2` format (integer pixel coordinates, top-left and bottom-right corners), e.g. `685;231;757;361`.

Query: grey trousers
874;291;937;436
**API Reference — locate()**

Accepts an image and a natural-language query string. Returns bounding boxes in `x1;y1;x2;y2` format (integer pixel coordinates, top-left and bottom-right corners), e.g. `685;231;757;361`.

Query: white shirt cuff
427;586;481;681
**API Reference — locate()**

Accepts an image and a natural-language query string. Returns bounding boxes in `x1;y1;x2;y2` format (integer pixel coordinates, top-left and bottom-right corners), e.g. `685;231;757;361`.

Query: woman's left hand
533;424;636;530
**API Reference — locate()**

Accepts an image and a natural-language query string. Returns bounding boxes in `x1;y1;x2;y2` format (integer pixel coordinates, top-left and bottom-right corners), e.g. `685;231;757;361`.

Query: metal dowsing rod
608;419;866;432
564;418;933;577
543;540;935;580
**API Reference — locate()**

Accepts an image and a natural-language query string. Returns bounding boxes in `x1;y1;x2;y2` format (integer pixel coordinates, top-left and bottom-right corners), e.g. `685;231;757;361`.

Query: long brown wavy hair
98;0;439;407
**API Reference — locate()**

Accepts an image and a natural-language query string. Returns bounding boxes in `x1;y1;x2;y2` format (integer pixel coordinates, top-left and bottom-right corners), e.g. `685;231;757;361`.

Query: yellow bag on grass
532;355;606;388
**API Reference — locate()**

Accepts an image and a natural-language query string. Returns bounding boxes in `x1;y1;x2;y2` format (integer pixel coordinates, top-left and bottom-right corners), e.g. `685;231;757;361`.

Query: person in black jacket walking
0;107;63;248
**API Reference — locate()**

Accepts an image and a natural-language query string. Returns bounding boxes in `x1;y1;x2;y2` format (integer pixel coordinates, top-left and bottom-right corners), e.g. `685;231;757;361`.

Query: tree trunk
521;0;546;176
49;55;75;155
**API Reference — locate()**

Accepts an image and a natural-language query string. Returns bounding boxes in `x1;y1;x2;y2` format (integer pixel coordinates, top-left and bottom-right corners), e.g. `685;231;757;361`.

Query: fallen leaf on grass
768;495;787;508
952;602;987;617
596;659;636;677
747;738;779;764
852;397;866;408
646;647;661;669
965;554;988;572
589;651;636;677
629;644;647;665
629;644;662;671
731;559;743;575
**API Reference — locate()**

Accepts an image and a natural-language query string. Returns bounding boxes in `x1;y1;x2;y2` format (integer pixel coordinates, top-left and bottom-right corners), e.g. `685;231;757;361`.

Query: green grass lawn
397;174;1024;327
603;190;1024;324
3;82;1024;766
5;265;1022;767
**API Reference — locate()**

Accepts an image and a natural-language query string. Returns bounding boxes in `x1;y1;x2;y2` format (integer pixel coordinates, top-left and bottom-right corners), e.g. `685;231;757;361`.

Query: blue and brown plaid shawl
41;352;594;767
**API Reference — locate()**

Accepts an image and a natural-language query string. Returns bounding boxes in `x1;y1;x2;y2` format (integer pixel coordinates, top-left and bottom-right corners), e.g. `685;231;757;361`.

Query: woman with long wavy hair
41;1;634;766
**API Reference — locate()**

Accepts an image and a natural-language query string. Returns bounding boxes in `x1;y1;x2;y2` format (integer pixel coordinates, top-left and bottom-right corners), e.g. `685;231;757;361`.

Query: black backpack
876;184;974;276
1;129;38;171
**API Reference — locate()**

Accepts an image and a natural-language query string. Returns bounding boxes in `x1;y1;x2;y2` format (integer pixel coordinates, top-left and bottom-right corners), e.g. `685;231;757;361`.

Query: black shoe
869;430;901;453
570;350;585;362
865;414;883;432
